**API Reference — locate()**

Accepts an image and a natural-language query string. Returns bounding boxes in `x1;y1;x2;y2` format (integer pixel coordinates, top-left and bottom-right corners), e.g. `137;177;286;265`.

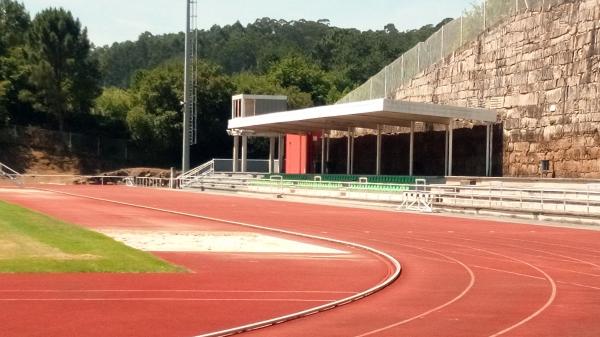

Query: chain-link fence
0;125;129;161
338;0;562;103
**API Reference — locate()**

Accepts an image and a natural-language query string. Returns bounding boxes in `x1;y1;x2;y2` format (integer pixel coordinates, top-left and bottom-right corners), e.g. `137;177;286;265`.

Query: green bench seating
260;174;424;192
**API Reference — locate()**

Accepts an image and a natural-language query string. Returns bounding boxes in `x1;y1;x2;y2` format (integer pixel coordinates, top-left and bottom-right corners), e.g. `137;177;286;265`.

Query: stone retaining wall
394;0;600;178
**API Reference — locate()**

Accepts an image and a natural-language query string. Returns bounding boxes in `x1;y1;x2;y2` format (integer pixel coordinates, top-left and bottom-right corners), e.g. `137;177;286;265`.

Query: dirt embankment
1;145;175;185
0;144;116;175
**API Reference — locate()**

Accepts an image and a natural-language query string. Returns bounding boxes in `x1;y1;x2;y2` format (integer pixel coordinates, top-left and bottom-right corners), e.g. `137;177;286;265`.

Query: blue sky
23;0;476;46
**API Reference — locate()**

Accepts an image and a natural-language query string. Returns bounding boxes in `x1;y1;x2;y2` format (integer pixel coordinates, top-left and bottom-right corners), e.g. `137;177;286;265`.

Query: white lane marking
471;265;546;280
0;298;335;302
480;236;600;257
354;242;476;337
486;251;556;337
454;235;600;270
561;282;600;291
438;248;600;278
407;235;557;337
0;289;357;294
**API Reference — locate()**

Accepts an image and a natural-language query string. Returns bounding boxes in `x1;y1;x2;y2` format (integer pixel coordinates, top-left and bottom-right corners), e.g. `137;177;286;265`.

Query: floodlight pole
181;0;192;172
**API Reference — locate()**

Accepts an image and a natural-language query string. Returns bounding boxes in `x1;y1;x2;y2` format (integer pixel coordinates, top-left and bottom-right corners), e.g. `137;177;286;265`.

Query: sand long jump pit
98;229;349;254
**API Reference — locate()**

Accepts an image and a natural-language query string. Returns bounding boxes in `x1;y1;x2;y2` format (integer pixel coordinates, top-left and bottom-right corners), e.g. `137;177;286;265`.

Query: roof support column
232;135;239;172
489;123;494;177
325;135;330;174
376;125;382;176
269;136;275;174
321;130;326;175
277;134;284;174
448;120;454;176
350;129;355;175
409;121;415;176
488;123;494;177
241;135;248;173
444;125;449;176
485;123;491;177
347;128;353;175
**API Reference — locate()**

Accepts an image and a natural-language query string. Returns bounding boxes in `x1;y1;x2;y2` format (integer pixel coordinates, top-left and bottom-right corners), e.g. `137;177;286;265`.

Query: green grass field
0;201;183;273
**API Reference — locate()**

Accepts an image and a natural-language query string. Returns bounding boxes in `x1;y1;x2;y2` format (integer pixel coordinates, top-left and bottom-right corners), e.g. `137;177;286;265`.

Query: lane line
353;242;476;337
0;289;357;294
0;298;335;302
471;265;546;280
477;235;600;257
406;235;557;337
561;282;600;291
454;235;600;270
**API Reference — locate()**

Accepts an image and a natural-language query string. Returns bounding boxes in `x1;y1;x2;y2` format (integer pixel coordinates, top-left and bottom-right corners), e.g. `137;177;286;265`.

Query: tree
127;62;183;154
94;87;132;120
0;0;29;55
0;0;30;126
267;55;330;106
24;8;101;132
125;59;234;165
95;17;451;94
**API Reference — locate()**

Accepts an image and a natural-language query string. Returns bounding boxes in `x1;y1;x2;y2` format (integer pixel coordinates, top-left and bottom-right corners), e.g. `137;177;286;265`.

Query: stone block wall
394;0;600;178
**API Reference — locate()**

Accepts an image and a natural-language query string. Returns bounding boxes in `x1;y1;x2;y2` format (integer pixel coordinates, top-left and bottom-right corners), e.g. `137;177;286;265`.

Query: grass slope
0;201;183;273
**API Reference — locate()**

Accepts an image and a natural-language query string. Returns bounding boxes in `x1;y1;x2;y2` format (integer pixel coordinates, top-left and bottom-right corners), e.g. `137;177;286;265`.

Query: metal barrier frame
0;162;23;186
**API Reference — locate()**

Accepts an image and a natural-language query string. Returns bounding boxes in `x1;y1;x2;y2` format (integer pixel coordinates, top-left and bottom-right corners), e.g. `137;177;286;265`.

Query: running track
2;185;600;337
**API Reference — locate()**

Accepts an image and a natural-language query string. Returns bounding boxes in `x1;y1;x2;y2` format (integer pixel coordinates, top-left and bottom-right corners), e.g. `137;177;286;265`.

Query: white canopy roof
228;98;498;134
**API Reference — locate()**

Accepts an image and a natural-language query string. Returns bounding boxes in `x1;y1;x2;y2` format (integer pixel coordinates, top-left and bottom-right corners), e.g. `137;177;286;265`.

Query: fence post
483;0;487;29
401;55;405;84
460;15;464;45
384;66;388;98
170;167;175;189
417;43;421;71
441;26;445;59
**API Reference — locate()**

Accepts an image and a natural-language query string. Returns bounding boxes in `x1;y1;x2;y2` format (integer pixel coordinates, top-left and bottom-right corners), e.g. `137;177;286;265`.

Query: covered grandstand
228;97;497;178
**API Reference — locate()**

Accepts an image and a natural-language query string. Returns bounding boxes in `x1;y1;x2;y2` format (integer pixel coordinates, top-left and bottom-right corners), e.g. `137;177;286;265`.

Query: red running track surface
2;185;600;337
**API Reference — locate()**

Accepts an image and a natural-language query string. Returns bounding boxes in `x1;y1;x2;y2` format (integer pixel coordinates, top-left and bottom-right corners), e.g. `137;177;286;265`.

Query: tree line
0;0;449;166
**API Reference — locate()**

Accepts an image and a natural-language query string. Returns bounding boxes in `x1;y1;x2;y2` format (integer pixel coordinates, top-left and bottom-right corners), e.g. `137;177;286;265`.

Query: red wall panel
285;134;309;174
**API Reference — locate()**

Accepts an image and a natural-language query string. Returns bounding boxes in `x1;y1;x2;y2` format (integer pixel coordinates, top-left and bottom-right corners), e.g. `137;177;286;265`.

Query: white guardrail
177;160;215;188
7;170;600;218
430;184;600;216
241;176;600;217
0;162;23;185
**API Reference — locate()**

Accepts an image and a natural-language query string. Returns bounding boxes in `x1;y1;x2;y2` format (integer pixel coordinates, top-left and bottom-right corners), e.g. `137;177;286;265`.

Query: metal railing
0;162;22;186
131;177;173;188
338;0;559;104
430;184;600;216
18;174;130;185
10;173;177;189
178;159;215;187
241;176;600;217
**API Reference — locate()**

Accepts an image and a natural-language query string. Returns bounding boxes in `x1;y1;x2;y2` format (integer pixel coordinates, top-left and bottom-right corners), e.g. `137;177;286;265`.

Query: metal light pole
181;0;192;172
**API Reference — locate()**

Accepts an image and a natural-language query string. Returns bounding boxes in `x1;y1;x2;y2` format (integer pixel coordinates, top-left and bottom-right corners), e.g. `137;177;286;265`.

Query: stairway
183;173;263;192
